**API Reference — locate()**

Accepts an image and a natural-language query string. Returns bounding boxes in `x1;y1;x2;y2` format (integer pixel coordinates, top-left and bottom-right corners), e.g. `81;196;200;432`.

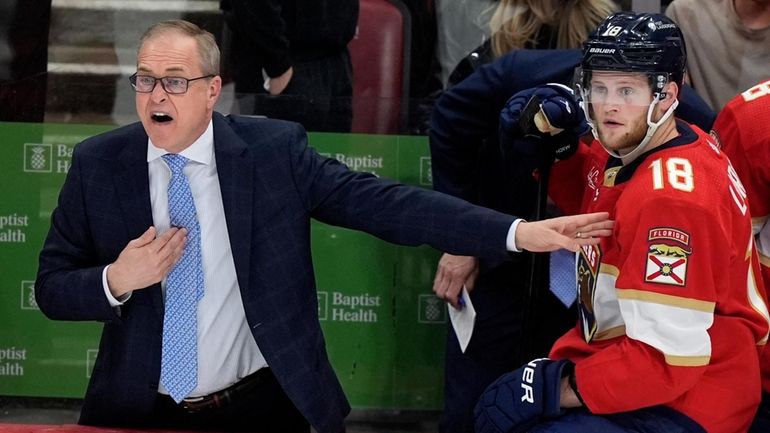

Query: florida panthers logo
577;243;601;342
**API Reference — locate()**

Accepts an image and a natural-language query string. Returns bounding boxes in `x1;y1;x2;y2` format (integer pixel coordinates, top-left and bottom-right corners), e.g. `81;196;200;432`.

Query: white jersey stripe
592;271;625;337
618;296;714;361
748;235;770;344
617;289;716;313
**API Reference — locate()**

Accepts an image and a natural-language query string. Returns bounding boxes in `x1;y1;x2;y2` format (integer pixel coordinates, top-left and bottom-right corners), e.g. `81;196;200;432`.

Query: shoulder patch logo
645;227;692;286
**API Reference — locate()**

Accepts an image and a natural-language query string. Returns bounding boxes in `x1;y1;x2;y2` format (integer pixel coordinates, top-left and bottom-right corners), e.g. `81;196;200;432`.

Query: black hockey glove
499;83;589;168
474;358;573;433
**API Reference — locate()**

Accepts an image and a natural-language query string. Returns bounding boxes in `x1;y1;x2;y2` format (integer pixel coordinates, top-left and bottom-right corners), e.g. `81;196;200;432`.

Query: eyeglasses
129;73;214;94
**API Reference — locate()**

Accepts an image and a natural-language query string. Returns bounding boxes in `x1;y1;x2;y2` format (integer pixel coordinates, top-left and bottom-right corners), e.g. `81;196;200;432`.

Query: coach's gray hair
138;20;220;76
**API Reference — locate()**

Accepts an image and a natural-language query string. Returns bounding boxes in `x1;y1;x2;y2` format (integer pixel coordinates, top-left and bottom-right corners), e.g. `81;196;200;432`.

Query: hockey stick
516;94;557;364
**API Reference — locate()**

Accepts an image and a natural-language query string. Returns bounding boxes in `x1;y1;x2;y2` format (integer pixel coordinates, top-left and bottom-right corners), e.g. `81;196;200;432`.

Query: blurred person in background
666;0;770;110
220;0;357;132
0;0;51;122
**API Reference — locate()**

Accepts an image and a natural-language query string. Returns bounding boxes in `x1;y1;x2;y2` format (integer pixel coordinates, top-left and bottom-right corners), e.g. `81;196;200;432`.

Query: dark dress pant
151;368;310;433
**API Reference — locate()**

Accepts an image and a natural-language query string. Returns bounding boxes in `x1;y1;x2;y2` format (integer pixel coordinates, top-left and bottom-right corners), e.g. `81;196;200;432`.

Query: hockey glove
499;83;589;166
474;358;572;433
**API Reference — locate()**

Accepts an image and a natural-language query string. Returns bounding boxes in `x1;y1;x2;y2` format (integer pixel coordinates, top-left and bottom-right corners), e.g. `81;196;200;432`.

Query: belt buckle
181;395;208;413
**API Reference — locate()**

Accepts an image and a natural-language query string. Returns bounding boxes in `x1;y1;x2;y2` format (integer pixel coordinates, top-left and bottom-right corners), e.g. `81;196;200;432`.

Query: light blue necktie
160;154;204;403
549;249;577;308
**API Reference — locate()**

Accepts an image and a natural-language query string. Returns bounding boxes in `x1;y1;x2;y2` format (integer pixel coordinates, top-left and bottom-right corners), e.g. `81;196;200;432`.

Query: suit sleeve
429;52;521;201
284;124;516;262
35;145;120;322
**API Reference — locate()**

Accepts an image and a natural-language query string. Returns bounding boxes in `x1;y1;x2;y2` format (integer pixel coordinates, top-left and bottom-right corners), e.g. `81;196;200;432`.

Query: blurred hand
516;212;614;253
268;66;294;95
106;226;187;298
432;253;479;309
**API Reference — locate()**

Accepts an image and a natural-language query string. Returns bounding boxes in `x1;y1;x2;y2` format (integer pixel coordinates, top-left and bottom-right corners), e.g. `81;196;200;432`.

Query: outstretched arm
515;212;613;253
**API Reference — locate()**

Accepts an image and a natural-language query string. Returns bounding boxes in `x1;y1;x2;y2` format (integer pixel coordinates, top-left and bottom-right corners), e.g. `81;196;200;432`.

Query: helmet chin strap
594;95;679;165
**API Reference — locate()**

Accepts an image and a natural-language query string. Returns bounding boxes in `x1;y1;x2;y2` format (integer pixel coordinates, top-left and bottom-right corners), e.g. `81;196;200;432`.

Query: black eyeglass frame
129;73;215;94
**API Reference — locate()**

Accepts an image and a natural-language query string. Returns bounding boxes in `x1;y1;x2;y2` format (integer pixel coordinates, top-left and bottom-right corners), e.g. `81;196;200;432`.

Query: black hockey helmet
580;12;686;93
576;12;687;162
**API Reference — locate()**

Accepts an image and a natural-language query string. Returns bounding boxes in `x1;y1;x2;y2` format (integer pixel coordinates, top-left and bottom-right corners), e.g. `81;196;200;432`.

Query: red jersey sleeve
714;78;770;394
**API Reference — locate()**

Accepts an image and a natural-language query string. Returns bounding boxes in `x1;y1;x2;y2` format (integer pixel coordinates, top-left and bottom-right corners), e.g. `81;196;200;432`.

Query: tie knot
162;154;189;175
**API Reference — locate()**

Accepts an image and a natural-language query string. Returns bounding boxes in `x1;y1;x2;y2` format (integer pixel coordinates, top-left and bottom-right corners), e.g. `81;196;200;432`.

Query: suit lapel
212;113;254;294
113;126;161;315
114;129;153;233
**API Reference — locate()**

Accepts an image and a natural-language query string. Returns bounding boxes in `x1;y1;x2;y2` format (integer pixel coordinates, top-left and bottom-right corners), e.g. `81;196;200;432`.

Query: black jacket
222;0;358;89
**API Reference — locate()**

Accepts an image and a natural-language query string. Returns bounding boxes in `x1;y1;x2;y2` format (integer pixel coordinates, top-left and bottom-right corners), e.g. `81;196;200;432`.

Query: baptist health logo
317;291;329;321
23;143;73;173
23;143;53;173
20;281;38;310
417;294;446;324
419;157;432;186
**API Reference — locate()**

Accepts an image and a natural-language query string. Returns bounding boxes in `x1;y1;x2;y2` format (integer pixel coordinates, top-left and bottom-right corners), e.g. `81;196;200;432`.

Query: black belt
174;368;271;413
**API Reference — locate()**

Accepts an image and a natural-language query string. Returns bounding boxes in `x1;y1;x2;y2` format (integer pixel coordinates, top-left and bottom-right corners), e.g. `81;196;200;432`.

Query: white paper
448;286;476;353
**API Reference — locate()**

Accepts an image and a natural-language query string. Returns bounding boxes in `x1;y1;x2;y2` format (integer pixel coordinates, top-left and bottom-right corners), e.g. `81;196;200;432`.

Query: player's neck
647;120;679;152
734;0;770;29
618;119;679;166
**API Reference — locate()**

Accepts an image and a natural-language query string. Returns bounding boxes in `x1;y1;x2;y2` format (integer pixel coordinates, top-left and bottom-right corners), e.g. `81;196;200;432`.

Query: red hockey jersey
548;121;770;433
715;78;770;396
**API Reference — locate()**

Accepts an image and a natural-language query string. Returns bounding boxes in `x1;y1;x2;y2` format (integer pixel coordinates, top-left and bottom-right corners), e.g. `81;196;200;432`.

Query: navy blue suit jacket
35;113;516;433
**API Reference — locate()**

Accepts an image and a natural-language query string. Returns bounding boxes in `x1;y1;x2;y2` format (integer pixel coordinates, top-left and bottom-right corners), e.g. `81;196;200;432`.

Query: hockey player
429;20;716;433
711;78;770;433
475;12;770;433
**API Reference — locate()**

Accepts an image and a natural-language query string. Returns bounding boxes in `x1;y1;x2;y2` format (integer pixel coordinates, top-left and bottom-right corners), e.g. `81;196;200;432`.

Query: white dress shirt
104;120;266;397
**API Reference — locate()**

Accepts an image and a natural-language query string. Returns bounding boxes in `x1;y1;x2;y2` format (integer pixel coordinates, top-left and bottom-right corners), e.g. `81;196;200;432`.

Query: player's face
587;72;655;155
135;31;221;154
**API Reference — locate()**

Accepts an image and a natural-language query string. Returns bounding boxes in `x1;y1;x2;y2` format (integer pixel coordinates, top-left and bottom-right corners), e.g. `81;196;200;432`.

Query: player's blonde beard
597;112;649;157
